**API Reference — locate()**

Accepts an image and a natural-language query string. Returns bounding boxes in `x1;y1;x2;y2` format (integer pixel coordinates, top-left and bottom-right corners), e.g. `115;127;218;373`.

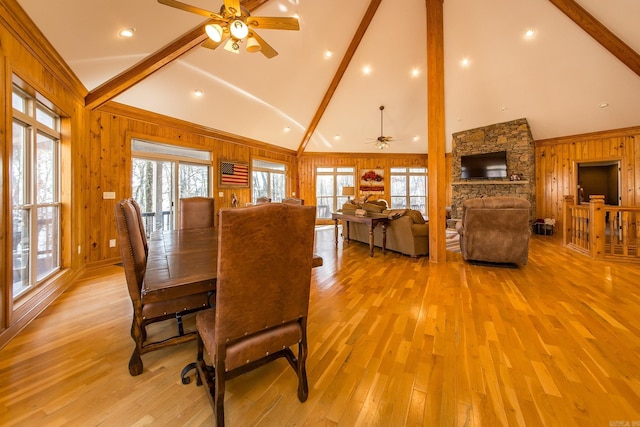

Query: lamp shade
246;36;261;53
229;19;249;39
342;186;355;197
205;24;223;43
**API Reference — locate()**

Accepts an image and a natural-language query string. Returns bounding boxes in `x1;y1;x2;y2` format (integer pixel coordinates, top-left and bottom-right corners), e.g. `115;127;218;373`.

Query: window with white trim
315;167;355;218
12;85;61;299
390;167;428;215
252;159;286;203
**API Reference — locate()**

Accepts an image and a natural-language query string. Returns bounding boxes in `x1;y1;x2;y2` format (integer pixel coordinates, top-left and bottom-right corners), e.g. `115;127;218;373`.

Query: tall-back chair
180;197;215;229
114;199;212;375
192;203;316;426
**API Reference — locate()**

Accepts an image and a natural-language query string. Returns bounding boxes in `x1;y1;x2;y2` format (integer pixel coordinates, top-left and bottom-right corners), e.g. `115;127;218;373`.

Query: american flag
220;161;249;186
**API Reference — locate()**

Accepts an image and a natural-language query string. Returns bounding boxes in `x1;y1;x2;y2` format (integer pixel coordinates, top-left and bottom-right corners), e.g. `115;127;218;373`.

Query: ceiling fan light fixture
230;19;249;39
246;36;261;53
205;24;223;43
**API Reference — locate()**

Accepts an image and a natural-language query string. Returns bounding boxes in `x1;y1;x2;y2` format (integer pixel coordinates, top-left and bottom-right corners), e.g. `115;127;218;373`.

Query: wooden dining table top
142;227;322;304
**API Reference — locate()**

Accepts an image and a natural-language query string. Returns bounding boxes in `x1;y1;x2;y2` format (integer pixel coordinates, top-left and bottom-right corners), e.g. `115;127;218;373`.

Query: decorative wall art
219;160;249;188
359;169;385;194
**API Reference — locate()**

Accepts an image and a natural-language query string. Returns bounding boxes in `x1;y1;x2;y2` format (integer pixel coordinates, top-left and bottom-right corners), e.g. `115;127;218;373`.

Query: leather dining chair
189;203;316;426
180;197;216;229
114;199;212;376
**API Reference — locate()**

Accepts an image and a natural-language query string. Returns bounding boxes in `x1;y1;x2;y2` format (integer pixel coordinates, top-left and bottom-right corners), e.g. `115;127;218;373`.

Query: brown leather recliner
191;203;316;426
180;197;215;229
456;197;531;265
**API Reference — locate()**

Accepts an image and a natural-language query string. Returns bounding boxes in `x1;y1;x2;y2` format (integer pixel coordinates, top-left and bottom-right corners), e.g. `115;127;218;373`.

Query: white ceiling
16;0;640;154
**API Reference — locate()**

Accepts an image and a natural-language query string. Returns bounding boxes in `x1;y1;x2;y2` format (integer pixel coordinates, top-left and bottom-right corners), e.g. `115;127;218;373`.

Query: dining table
144;227;323;305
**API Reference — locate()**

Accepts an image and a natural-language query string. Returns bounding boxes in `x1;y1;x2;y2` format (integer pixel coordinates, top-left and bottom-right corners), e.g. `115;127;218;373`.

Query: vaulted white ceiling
16;0;640;154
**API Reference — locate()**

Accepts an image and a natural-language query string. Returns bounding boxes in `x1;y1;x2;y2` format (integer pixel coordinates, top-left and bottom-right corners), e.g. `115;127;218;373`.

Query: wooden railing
563;195;640;262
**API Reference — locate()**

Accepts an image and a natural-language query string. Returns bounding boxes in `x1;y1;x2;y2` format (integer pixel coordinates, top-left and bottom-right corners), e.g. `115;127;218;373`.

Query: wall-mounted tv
460;151;507;179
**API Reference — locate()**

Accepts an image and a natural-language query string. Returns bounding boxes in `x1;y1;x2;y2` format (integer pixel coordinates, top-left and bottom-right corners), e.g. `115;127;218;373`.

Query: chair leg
214;356;226;427
297;340;309;402
129;318;144;376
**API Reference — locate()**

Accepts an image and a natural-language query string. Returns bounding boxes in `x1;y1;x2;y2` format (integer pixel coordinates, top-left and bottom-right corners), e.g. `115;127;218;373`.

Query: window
252;159;286;203
390;167;428;215
132;139;211;235
11;85;61;299
315;167;355;219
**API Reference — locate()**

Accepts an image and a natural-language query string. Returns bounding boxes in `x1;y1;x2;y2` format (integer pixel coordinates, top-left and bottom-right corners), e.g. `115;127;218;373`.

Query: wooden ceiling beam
548;0;640;77
85;0;270;110
296;0;383;157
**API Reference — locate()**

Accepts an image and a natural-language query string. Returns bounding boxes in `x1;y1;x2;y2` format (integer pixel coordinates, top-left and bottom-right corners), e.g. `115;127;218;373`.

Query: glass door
132;158;176;235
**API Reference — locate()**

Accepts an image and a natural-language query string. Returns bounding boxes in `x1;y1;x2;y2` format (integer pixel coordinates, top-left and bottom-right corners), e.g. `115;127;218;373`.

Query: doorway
577;160;620;206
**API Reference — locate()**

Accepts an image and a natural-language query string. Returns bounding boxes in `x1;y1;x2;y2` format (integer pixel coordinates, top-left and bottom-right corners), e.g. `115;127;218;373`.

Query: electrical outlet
218;191;224;197
109;239;116;248
103;192;116;199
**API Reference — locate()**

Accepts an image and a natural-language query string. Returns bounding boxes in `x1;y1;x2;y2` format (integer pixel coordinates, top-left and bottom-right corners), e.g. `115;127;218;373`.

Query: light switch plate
109;239;116;247
218;192;224;197
103;191;116;199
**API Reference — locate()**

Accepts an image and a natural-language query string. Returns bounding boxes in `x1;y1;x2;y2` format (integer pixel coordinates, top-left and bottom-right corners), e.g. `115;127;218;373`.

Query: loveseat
340;201;429;257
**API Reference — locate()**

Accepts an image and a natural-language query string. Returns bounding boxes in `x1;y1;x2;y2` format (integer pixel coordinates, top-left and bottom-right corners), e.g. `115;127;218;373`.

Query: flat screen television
460;151;507;179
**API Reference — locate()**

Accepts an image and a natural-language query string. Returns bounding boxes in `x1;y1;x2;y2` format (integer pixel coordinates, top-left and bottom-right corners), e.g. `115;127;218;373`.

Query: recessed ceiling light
324;50;333;58
524;28;536;39
363;65;372;75
334;134;341;140
194;89;204;97
284;126;291;132
279;4;288;12
500;105;508;111
119;28;136;38
413;135;420;142
599;102;609;109
460;57;470;67
411;67;420;77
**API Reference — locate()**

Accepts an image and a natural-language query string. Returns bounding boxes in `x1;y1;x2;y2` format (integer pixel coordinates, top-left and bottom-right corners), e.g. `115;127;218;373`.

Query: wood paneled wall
534;126;640;227
297;153;429;218
87;103;299;266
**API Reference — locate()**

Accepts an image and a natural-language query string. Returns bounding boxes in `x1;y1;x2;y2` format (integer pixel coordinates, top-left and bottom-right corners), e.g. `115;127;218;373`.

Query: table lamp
342;186;355;203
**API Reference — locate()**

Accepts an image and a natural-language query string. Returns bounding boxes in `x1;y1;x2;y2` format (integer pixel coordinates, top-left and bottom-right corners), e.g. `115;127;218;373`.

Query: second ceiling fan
158;0;300;58
368;105;396;150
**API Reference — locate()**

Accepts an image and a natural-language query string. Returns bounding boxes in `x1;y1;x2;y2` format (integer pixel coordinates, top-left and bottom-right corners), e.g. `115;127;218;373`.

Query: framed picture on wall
359;169;384;194
219;160;249;188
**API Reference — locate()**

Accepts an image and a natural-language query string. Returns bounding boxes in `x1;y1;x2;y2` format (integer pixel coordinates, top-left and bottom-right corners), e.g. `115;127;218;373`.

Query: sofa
340;201;429;257
455;196;531;265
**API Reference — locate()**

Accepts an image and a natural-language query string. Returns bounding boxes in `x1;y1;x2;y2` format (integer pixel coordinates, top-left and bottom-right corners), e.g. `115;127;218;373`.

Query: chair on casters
184;203;317;426
180;197;216;229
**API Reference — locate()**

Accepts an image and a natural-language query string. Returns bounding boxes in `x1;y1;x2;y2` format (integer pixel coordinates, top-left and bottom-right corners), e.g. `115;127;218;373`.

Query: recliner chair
456;196;531;265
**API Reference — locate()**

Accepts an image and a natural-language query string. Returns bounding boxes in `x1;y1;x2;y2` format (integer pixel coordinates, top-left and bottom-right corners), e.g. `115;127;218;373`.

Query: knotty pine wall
1;0;89;347
87;102;299;267
534;126;640;227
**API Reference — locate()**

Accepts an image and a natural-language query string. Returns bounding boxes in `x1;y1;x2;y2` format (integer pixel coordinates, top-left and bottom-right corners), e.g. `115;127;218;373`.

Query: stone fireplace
451;118;536;220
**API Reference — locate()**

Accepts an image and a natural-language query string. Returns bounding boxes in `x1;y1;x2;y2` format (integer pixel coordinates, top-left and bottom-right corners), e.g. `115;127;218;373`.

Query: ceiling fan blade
249;31;278;58
223;0;242;16
201;33;228;50
247;16;300;31
157;0;224;20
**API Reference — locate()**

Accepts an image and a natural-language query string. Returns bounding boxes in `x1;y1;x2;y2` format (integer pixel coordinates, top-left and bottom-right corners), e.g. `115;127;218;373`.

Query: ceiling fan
157;0;300;58
368;105;395;149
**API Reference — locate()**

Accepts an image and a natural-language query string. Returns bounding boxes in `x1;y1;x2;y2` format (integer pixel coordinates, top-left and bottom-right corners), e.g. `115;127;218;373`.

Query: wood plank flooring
1;227;639;426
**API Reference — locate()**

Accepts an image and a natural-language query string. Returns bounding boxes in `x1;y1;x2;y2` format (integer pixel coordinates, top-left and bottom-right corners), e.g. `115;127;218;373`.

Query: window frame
11;85;62;301
389;167;428;215
315;166;356;219
251;158;287;203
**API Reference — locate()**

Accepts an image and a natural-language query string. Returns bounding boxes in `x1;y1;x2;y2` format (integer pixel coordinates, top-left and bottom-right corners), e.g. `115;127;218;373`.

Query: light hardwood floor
1;227;639;426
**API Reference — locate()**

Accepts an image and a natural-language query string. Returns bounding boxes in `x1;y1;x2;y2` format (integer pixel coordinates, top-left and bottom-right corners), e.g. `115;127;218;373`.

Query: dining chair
255;196;271;204
180;197;216;229
114;199;212;376
282;197;304;205
189;203;316;426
